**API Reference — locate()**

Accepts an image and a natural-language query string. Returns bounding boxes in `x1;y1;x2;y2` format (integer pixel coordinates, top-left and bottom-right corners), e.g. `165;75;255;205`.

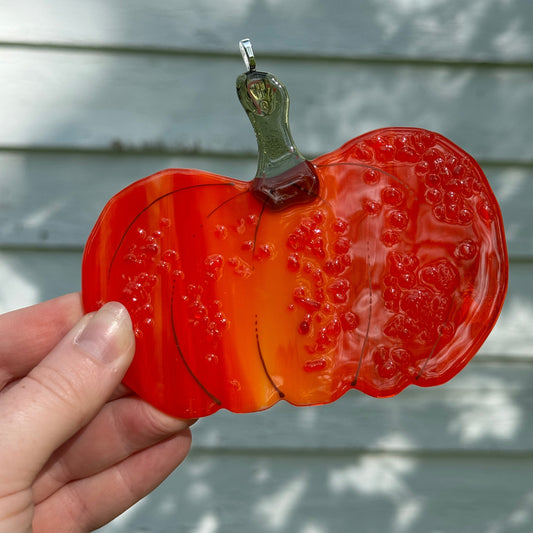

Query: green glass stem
236;39;319;211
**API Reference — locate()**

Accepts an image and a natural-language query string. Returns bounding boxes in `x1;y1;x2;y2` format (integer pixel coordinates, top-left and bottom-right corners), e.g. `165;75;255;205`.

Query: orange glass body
82;128;508;418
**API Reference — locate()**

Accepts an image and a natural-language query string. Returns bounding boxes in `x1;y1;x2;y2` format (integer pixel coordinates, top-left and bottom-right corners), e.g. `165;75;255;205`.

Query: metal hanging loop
239;38;256;72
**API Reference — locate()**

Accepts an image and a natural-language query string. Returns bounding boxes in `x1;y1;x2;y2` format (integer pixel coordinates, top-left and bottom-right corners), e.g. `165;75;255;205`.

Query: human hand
0;293;194;533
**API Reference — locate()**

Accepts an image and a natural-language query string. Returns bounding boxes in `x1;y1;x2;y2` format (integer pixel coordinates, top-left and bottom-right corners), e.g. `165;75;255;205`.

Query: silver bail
239;38;256;72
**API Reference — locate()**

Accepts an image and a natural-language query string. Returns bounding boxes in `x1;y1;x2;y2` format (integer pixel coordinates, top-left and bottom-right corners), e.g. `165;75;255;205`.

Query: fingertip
74;302;135;365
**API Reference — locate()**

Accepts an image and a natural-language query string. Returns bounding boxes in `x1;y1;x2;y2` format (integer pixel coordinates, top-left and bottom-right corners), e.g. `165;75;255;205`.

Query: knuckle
61;482;94;531
25;363;94;426
139;400;188;439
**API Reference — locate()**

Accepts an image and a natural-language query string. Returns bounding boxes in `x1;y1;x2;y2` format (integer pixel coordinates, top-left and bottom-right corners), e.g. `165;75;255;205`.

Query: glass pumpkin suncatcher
82;40;508;418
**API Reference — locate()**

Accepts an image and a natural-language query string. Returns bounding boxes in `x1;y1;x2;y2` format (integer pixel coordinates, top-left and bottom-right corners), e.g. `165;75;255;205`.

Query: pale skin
0;293;194;533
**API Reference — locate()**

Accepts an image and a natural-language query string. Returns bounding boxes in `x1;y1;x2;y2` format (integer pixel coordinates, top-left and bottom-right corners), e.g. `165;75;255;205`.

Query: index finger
0;293;84;388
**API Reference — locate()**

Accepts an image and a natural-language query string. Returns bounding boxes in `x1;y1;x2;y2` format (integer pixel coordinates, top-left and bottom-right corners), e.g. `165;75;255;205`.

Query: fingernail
75;302;134;364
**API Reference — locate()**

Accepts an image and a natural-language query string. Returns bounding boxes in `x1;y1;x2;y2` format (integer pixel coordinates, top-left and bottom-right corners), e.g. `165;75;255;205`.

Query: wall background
1;1;532;532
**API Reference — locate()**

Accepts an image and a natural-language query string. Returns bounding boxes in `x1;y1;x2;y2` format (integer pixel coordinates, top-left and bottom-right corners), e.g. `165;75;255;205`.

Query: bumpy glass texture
82;128;508;418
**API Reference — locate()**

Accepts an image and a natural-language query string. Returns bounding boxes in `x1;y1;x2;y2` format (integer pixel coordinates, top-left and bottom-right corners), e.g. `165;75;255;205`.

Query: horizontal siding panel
0;152;258;248
1;49;532;161
0;137;526;260
2;0;533;63
0;249;529;363
0;152;529;257
95;450;533;533
0;250;82;313
194;358;533;452
0;251;528;356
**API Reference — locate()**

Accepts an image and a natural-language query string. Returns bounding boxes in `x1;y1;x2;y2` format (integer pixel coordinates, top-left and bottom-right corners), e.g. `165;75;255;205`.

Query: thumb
0;302;135;491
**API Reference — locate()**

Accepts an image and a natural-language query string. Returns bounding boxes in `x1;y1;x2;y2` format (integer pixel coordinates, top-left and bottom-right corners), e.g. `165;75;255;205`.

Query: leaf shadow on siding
95;361;533;533
3;2;532;251
2;1;531;532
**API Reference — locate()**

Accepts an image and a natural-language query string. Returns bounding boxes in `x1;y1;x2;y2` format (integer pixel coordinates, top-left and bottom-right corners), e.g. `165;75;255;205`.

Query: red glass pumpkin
82;41;507;417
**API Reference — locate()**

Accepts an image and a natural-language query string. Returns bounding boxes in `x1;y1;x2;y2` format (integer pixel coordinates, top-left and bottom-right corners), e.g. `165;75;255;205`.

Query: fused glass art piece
82;40;508;417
